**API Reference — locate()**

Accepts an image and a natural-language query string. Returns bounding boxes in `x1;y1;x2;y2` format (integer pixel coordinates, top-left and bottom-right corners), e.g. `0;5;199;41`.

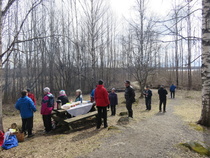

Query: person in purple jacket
109;88;118;116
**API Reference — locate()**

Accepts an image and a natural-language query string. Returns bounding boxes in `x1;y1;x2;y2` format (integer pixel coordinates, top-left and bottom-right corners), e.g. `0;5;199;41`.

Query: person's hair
98;80;103;85
146;85;149;88
26;88;31;92
21;90;27;97
125;80;130;84
76;89;82;94
44;87;50;93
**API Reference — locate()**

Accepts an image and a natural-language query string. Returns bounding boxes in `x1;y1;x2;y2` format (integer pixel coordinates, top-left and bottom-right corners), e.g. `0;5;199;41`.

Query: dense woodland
1;0;202;102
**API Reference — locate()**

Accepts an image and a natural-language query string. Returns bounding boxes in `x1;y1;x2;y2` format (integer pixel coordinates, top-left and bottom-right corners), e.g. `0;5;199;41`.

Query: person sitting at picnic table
109;88;118;116
57;90;69;105
15;90;36;138
75;89;83;103
27;88;36;105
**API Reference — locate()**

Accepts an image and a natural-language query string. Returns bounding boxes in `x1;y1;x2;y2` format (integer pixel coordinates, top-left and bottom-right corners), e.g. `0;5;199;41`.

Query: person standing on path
109;88;118;116
95;80;110;129
143;86;152;110
41;87;54;133
125;80;135;118
158;85;168;112
27;88;36;105
170;84;176;99
15;90;36;138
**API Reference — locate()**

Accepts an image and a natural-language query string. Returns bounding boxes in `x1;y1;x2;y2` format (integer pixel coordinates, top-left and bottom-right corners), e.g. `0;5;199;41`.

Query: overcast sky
109;0;172;18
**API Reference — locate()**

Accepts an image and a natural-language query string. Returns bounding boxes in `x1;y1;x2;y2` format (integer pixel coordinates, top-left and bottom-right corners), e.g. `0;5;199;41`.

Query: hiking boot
28;134;35;138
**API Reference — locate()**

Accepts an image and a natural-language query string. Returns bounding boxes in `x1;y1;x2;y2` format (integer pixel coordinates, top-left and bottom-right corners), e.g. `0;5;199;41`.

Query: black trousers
42;115;52;132
111;105;116;116
126;101;133;118
22;116;33;135
159;99;167;112
171;91;175;98
97;106;107;129
145;98;151;110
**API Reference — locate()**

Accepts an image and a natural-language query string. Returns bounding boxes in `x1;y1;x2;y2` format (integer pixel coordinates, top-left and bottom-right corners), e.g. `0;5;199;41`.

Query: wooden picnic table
51;102;97;130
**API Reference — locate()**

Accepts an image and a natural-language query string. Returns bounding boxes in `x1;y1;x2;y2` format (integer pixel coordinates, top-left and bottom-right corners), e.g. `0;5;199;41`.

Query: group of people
14;80;177;135
143;84;177;112
15;87;85;137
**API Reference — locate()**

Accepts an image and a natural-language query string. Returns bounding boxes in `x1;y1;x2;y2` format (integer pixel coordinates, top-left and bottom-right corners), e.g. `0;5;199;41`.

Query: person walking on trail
143;86;152;111
170;84;176;99
158;85;168;112
125;80;135;118
41;87;54;133
27;88;36;105
15;90;36;138
95;80;110;129
109;88;118;116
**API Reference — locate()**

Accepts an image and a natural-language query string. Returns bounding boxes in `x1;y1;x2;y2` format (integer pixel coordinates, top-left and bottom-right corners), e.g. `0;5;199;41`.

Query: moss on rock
180;141;210;156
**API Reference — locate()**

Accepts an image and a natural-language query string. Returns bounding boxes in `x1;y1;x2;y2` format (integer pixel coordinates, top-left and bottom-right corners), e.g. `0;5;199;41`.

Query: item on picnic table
61;101;91;110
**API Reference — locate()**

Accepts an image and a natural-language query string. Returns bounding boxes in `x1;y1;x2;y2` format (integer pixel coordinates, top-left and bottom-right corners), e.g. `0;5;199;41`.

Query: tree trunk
198;0;210;126
0;0;3;131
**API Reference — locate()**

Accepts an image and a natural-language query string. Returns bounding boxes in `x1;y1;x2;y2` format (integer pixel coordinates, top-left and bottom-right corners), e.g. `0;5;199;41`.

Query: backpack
0;131;4;146
47;94;54;107
131;87;136;103
2;134;18;150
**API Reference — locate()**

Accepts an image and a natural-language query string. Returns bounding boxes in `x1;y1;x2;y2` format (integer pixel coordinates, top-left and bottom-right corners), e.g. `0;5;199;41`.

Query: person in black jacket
57;90;69;105
143;86;152;110
125;80;135;118
158;85;168;112
109;88;118;116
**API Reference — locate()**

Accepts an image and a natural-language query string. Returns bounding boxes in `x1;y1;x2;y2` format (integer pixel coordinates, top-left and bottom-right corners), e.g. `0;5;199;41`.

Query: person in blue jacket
15;90;36;138
170;84;177;99
109;88;118;116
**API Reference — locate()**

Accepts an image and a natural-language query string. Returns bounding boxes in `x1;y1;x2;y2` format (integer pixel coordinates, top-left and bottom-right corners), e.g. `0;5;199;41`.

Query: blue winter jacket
15;96;36;119
170;85;176;92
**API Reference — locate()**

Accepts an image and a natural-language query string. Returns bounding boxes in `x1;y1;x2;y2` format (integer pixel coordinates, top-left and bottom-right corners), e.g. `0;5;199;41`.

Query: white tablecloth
66;103;93;117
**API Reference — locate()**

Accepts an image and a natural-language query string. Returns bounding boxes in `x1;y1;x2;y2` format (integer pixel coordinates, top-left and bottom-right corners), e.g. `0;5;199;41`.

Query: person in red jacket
27;88;36;105
94;80;110;129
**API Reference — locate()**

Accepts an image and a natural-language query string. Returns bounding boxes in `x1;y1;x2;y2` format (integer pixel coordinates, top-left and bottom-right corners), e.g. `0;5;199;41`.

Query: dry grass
0;90;162;158
173;90;203;131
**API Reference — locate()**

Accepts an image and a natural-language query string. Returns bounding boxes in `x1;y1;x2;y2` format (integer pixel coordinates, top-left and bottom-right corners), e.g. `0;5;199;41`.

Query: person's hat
44;87;50;93
98;79;104;85
59;90;66;96
26;88;31;92
112;88;116;91
125;80;130;84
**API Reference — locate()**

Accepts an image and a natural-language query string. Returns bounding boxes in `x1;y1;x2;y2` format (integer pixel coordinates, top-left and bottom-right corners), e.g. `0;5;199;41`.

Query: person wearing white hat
58;90;69;105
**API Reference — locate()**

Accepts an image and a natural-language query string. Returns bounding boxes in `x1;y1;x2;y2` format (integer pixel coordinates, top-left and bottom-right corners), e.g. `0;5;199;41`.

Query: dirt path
79;98;207;158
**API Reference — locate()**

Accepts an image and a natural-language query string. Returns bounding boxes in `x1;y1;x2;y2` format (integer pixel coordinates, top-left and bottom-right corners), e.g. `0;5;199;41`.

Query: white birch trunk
198;0;210;126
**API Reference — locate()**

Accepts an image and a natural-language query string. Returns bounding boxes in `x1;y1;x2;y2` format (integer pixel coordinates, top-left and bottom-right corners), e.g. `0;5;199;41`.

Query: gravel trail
79;98;208;158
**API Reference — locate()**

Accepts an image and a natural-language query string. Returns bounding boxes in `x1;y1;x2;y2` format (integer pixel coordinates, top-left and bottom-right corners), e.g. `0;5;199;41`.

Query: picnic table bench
51;103;97;130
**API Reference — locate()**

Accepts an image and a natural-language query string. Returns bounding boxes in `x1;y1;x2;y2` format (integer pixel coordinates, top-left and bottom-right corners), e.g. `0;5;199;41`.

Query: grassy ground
173;90;203;131
1;89;202;158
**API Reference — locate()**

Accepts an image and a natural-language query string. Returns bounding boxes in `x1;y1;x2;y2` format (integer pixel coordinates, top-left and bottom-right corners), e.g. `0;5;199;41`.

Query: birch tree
198;0;210;127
